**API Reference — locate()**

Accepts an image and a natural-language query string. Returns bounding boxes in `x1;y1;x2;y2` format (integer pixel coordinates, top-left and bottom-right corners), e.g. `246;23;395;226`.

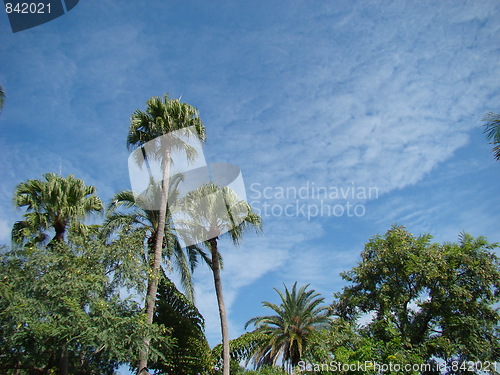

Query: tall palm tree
12;173;103;246
127;95;205;373
483;112;500;160
245;282;330;372
178;182;262;375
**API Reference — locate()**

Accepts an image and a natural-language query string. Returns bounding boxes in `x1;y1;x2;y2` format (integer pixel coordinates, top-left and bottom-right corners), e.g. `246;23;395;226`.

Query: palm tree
177;182;262;375
483;112;500;160
104;177;200;301
12;173;103;246
245;282;330;372
127;95;205;373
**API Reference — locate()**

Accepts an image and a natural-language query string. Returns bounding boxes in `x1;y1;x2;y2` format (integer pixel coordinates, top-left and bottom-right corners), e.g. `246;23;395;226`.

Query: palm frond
155;272;204;332
483;112;500;160
244;282;331;369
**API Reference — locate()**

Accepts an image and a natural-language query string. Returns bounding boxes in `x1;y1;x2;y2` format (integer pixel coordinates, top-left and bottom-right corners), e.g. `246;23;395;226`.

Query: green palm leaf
483;112;500;160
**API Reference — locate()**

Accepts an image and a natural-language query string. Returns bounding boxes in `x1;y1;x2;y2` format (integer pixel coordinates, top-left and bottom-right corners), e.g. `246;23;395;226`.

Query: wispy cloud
194;1;500;197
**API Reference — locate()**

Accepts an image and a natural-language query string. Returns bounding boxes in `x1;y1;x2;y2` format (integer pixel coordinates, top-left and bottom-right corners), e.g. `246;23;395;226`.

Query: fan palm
127;95;205;373
104;175;199;302
177;182;262;375
245;282;330;372
12;173;103;245
483;112;500;160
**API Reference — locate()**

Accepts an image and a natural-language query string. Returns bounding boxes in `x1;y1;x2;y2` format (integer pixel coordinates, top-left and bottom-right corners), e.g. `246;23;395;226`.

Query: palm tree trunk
209;237;230;375
52;230;69;375
52;222;66;245
52;231;68;375
138;150;171;374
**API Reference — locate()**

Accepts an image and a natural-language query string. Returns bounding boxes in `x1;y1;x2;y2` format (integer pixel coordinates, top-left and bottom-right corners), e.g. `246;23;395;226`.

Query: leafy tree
483;112;500;160
244;282;330;372
0;231;168;375
178;183;262;375
12;173;103;246
302;318;425;375
127;95;206;373
333;226;500;374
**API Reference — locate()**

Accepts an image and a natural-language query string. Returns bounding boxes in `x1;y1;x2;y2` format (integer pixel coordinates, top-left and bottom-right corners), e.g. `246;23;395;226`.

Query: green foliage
104;185;201;302
212;330;267;368
302;319;425;375
0;232;171;374
127;94;206;152
483;112;500;160
244;282;331;371
333;226;500;374
149;275;213;375
243;365;288;375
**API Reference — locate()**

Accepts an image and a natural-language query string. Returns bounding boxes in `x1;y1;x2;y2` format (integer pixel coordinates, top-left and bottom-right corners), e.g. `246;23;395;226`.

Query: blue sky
1;0;500;372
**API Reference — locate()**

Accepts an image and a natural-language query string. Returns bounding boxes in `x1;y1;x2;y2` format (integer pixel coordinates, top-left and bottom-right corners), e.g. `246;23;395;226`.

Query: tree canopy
333;226;500;373
0;231;167;375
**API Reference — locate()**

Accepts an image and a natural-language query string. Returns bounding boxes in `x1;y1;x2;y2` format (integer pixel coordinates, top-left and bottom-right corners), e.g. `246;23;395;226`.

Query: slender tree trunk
52;232;68;375
137;150;171;374
209;237;230;375
51;224;65;247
